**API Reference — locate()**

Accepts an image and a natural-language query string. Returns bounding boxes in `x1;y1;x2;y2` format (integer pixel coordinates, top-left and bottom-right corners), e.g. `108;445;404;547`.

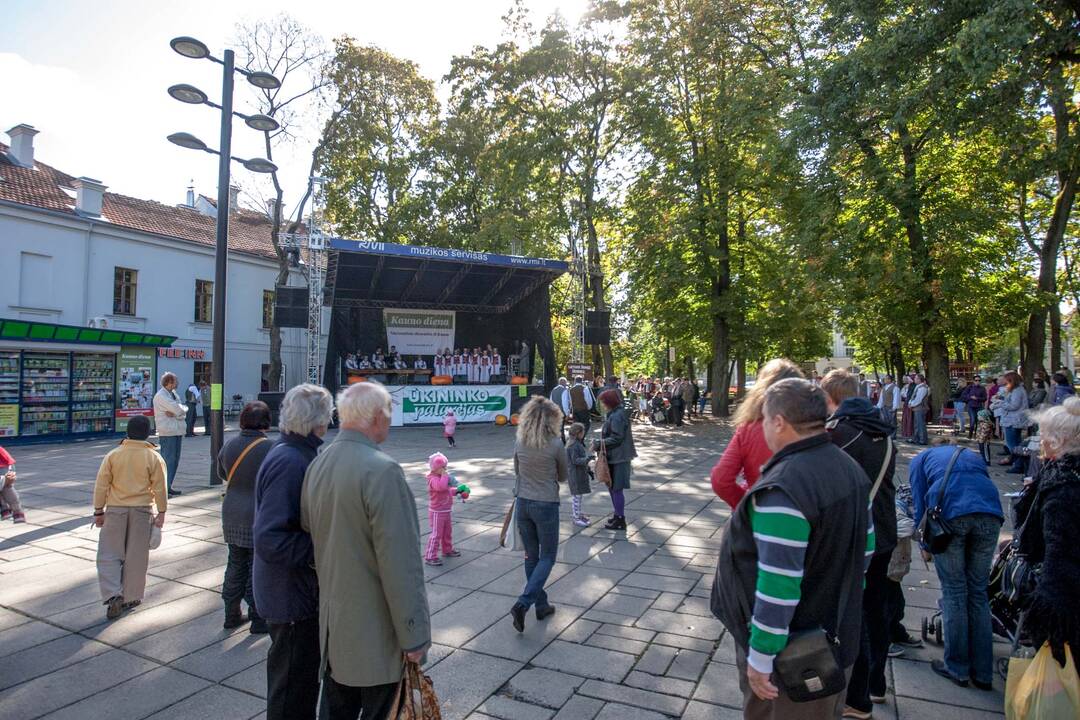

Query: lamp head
246;71;281;90
167;132;209;151
167;84;208;105
244;114;280;132
170;36;210;60
243;157;278;174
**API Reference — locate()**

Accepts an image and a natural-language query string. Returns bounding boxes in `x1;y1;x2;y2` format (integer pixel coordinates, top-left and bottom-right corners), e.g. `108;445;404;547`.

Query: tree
320;40;438;243
233;14;329;390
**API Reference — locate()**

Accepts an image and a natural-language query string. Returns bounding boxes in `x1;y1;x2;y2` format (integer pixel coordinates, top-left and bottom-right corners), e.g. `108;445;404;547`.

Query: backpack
185;387;197;403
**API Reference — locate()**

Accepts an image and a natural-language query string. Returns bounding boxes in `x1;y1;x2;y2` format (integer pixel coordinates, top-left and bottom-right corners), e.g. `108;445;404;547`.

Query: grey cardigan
514;436;568;502
218;429;272;547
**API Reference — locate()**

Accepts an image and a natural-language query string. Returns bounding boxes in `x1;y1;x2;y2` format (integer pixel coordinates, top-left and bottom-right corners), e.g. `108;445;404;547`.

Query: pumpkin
509;413;520;425
431;375;453;385
510;376;528;385
494;414;508;426
347;375;366;385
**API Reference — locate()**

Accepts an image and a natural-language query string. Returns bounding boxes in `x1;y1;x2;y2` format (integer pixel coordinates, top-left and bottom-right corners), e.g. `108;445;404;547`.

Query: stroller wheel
921;616;929;643
934;616;943;645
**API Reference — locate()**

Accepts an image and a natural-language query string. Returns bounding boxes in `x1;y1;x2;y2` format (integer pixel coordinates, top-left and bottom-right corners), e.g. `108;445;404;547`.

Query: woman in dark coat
1020;396;1080;673
595;389;637;530
217;401;273;633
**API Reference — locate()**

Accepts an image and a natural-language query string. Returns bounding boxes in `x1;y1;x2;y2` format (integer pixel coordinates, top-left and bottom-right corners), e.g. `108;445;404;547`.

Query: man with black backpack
184;380;199;437
820;369;899;719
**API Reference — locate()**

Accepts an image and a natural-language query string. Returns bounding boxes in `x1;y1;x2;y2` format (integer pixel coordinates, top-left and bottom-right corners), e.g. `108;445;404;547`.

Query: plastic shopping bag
1005;643;1080;720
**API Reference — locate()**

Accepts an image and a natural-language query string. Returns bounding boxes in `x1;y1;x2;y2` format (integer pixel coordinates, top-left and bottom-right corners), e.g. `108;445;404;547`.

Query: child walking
974;408;994;463
424;452;462;566
443;408;457;448
566;423;593;527
0;445;25;523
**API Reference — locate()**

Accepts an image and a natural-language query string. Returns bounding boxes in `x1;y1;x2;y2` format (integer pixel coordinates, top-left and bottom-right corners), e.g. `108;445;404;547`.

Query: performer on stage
371;348;386;368
433;354;443;376
414;356;428;370
493;350;502;377
468;349;480;384
479;352;492;384
357;356;372;370
452;350;463;378
344;354;358;370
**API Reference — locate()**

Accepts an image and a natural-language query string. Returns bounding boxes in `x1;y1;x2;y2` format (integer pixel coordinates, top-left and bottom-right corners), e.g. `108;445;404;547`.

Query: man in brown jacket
302;382;431;719
93;415;167;620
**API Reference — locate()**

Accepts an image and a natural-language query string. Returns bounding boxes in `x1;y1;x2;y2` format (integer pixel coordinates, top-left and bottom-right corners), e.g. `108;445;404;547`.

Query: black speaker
584;310;611;345
274;286;309;328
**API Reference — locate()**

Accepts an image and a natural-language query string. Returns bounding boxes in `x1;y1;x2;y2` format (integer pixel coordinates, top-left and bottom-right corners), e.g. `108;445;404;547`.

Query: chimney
6;124;39;168
228;185;240;210
185;182;195;207
73;177;106;217
266;198;280;218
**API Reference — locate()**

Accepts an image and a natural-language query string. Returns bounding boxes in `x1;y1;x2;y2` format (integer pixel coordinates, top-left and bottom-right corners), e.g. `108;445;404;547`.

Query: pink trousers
425;510;454;560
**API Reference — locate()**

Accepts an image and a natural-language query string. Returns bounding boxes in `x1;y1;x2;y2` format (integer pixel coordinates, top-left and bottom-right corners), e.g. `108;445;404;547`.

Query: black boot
223;600;247;629
616;515;627;530
249;609;269;635
604;515;625;530
510;603;527;633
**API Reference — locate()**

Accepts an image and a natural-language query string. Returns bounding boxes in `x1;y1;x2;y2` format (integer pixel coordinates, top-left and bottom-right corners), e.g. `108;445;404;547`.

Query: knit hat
127;415;151;441
428;452;448;471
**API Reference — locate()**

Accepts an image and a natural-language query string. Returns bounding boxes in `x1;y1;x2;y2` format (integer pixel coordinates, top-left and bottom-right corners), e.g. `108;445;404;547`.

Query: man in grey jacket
301;382;430;720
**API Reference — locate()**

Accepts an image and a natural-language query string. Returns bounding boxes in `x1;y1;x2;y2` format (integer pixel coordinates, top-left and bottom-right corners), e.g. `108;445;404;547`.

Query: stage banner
390;385;511;426
384;309;455;356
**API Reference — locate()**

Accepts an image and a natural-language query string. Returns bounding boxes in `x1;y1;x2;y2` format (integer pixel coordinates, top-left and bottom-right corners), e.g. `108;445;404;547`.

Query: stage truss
278;176;328;385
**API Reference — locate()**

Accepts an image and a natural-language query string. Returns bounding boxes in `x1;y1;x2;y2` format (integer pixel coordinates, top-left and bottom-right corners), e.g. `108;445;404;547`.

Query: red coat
709;420;772;508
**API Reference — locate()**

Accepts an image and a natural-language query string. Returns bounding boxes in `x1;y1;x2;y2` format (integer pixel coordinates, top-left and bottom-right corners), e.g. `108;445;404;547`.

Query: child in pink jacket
443;409;457;448
424;452;462;566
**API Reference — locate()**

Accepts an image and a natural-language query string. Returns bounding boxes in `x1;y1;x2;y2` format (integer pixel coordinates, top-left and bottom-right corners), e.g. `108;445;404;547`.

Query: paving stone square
0;418;1012;718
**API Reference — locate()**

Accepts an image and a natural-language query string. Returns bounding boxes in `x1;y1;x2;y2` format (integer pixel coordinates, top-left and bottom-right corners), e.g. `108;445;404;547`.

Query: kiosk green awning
0;319;177;348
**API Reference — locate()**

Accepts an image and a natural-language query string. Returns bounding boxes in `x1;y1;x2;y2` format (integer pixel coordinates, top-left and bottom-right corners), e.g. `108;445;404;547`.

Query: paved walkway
0;418;1017;719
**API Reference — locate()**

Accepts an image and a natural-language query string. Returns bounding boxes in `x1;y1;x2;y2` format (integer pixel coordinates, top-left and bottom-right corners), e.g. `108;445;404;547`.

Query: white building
0;124;312;412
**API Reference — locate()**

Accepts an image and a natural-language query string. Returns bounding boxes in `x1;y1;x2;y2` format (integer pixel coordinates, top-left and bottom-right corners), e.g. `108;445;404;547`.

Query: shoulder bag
918;447;963;554
226;437;268;484
1000;487;1042;607
594;441;613;488
499;464;521;551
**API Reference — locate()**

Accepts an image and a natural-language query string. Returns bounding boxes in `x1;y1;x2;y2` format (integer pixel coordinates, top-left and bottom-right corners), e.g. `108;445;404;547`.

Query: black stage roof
324;238;568;313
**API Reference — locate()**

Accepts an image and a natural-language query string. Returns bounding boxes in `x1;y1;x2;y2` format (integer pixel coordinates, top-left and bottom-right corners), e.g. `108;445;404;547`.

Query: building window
262;290;275;328
843;344;856;359
193;361;212;387
195;280;214;323
113;267;137;316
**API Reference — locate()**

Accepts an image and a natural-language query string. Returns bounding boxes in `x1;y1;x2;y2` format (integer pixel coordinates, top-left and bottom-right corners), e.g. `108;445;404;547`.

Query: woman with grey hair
253;383;333;720
1016;396;1080;675
509;396;567;633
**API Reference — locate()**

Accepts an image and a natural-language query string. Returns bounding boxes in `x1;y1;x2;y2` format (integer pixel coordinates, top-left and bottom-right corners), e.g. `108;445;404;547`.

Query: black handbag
774;628;846;702
1000;486;1043;606
918;447;963;554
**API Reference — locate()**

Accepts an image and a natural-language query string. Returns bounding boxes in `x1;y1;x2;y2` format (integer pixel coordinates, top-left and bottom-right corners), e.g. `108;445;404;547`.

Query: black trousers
221;544;255;611
322;670;397;720
185;406;197;435
845;552;892;712
672;399;685;426
267;616;321;720
887;575;908;642
571;409;591;434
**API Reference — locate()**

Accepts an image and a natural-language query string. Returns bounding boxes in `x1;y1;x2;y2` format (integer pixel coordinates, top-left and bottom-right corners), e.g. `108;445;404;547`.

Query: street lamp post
167;37;280;485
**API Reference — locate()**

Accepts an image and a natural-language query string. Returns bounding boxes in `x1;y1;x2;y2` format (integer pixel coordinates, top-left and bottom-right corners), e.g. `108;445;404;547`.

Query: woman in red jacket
709;359;804;508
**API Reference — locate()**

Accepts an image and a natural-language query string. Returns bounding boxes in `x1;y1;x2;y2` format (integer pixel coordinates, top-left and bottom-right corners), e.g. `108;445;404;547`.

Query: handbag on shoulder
918;447;963;554
594;442;612;488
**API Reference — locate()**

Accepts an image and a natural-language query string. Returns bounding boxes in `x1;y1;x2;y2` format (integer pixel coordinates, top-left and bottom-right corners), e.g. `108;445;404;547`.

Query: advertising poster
0;405;17;437
390;385;511;426
383;309;455;356
116;347;156;432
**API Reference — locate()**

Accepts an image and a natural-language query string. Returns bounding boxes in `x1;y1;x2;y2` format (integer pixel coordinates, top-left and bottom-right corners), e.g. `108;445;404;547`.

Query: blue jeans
932;513;1001;684
516;498;559;610
159;435;182;491
966;407;979;434
913;407;928;444
952;401;967;431
1003;426;1025;472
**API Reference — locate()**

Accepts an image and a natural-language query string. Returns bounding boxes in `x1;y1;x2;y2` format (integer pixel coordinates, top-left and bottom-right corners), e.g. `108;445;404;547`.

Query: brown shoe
105;596;124;620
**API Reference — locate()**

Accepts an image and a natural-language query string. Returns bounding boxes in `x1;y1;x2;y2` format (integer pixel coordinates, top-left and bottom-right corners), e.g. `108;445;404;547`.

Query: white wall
0;202;316;403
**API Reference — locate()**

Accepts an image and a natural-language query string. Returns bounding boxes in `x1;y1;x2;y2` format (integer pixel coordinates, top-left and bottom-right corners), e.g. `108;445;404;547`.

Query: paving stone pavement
0;417;1017;719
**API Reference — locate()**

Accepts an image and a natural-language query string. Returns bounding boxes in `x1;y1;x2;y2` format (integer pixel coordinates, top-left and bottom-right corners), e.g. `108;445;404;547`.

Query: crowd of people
50;355;1077;719
344;344;513;384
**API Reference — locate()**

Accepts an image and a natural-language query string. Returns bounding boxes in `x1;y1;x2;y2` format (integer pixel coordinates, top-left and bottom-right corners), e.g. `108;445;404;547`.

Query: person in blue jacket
253;383;333;720
909;440;1003;691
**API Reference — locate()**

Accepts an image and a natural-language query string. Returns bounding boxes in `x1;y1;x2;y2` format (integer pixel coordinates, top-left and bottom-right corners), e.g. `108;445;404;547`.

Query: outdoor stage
322;238;567;426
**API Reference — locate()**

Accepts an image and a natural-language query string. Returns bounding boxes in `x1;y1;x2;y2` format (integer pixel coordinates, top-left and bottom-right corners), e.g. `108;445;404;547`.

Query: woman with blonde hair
709;359;804;508
509;396;568;633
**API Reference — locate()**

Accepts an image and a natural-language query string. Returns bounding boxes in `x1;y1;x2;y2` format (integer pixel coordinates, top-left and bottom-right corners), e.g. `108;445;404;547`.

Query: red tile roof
0;141;286;261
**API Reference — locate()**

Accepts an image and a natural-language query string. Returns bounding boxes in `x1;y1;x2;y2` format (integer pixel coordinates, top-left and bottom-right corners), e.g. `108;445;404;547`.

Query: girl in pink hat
424;452;462;566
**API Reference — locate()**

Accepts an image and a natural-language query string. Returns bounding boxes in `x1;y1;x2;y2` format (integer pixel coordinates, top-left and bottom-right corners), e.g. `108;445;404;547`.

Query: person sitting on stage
371;348;385;366
357;356;372;370
393;356;408;370
345;354;358;370
414;356;428;370
479;352;492;384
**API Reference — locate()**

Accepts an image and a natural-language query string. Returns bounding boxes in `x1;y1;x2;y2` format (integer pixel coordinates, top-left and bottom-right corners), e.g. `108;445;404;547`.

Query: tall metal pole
209;49;234;486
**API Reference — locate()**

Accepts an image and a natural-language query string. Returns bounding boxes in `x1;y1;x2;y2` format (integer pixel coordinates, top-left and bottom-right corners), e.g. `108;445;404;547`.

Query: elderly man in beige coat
301;381;430;720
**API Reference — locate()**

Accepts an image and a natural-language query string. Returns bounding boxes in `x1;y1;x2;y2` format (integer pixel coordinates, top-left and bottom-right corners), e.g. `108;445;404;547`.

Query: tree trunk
267;186;287;392
583;188;613;379
685;355;695;380
1050;302;1063;372
923;338;950;417
736;356;746;399
705;360;714;394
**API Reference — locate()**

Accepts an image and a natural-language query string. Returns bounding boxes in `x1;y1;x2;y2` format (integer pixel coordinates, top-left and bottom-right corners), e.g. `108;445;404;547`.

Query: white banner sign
390;385;512;426
384;309;455;356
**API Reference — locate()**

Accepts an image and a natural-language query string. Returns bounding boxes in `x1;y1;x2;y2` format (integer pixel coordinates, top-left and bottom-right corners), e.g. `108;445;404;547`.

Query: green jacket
301;429;430;687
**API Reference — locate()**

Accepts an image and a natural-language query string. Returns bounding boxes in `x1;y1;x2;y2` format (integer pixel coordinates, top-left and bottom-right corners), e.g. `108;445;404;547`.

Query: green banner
392;385;510;425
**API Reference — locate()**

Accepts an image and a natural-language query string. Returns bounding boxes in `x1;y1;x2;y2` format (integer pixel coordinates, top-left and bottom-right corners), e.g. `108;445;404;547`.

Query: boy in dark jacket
821;369;903;718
